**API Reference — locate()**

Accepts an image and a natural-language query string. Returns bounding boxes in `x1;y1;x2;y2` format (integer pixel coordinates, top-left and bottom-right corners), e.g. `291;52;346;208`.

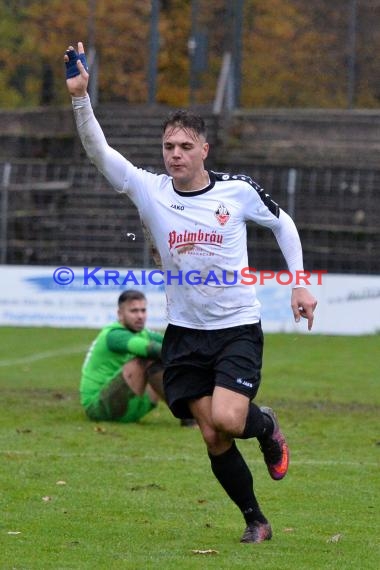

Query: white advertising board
256;273;380;335
0;265;167;330
0;265;379;335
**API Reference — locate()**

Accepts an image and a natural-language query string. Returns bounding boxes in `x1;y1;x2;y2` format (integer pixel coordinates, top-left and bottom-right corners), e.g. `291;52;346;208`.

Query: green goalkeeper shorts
84;374;157;423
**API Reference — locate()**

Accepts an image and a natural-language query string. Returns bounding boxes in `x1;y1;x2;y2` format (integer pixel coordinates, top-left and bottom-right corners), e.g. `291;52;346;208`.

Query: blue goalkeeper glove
65;47;88;79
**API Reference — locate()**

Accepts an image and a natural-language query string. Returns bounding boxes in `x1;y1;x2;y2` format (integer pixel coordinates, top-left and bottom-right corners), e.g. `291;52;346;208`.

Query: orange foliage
0;0;378;109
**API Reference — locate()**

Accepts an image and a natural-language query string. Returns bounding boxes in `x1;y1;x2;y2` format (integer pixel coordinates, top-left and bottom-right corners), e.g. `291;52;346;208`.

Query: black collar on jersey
172;170;216;197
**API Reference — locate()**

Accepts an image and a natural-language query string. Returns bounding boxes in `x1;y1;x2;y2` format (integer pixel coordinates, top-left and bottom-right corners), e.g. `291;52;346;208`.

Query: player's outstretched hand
291;287;317;331
64;42;89;97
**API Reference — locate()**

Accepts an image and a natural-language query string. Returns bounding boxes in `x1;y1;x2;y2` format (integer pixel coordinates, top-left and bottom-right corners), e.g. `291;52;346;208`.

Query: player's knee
122;357;145;378
200;424;221;450
201;426;234;455
212;408;244;435
122;358;148;396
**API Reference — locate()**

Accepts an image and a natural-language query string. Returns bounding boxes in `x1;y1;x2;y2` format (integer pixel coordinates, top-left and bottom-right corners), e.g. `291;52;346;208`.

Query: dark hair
162;109;207;138
118;289;146;306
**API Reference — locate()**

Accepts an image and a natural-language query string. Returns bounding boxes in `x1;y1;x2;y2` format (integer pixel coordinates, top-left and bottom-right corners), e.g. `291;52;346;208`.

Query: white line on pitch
0;450;377;468
0;345;88;367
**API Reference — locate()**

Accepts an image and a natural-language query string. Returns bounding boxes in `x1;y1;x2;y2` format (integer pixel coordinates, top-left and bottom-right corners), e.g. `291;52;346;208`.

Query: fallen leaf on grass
191;549;219;555
52;392;65;400
94;426;106;433
327;533;343;543
56;480;66;485
283;527;294;532
42;496;52;502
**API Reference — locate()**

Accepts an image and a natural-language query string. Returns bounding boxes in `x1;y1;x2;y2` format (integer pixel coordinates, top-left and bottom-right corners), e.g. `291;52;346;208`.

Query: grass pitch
0;327;379;569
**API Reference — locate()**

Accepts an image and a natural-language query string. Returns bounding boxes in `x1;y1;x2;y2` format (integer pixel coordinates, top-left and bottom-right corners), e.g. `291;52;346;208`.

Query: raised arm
64;42;127;191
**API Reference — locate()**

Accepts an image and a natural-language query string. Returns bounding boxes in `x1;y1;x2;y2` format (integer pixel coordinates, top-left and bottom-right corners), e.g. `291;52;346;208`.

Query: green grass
0;327;379;569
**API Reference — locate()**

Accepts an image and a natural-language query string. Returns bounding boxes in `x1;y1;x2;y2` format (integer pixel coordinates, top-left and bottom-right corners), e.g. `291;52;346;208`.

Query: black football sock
240;402;273;439
257;408;276;444
208;441;267;524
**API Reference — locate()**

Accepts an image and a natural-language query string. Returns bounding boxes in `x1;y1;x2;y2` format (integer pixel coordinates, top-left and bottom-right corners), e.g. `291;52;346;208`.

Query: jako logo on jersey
214;203;230;226
168;229;223;250
236;378;253;388
170;203;185;210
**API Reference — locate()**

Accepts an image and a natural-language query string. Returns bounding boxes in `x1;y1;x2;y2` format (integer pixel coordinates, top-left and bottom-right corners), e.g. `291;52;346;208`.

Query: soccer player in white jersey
64;42;317;544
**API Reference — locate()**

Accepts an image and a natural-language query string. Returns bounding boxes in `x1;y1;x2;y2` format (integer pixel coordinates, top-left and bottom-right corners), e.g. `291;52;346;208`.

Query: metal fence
246;164;380;274
1;160;379;274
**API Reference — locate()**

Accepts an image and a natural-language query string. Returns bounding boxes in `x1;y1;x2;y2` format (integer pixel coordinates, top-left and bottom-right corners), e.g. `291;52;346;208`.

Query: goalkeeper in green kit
81;289;172;424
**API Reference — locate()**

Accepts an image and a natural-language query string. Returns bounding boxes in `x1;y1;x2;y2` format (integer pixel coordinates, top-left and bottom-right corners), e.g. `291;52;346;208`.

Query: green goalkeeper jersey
80;321;163;407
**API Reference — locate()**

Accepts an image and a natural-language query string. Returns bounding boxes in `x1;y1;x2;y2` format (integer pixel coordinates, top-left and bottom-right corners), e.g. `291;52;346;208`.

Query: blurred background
0;0;379;288
1;0;379;109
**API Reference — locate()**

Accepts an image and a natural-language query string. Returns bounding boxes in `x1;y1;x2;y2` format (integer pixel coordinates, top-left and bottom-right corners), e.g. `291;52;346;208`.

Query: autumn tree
23;0;150;105
0;1;37;107
0;0;379;109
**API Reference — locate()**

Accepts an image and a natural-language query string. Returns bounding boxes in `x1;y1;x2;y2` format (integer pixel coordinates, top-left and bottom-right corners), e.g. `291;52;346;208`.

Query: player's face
162;126;209;190
118;299;147;332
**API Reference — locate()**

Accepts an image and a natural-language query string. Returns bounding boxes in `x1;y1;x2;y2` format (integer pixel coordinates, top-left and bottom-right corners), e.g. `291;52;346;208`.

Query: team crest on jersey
214;203;230;226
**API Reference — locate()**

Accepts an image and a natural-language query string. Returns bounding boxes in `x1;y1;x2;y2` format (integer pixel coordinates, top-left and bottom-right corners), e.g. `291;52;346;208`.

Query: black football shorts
162;322;263;419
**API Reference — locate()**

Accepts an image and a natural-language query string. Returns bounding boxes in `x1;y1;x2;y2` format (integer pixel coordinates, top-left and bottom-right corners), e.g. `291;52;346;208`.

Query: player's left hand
291;287;317;331
64;42;89;97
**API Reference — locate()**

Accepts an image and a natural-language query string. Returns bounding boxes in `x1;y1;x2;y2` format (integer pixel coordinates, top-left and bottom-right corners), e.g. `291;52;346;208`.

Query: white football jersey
73;95;304;329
